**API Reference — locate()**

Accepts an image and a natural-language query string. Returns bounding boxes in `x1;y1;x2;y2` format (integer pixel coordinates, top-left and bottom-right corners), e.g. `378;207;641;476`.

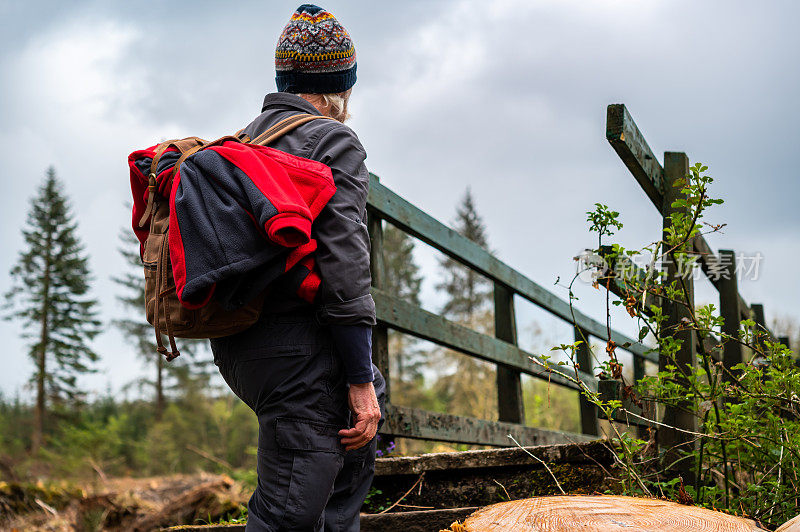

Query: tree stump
776;513;800;532
455;496;767;531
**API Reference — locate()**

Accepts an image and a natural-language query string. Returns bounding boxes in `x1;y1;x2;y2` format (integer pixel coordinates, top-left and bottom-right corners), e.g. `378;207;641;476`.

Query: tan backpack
137;114;335;360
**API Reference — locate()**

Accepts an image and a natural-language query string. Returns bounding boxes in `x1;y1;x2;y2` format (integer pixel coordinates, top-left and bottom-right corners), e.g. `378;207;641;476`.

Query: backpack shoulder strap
137;114;334;229
137;137;206;228
249;113;337;146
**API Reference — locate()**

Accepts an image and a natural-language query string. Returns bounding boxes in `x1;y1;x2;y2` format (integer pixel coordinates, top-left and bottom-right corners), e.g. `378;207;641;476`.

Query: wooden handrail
367;174;652;361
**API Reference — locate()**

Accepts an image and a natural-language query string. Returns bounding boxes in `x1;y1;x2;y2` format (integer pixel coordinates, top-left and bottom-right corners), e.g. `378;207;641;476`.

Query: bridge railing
369;103;786;449
367;158;651;446
604;104;781;453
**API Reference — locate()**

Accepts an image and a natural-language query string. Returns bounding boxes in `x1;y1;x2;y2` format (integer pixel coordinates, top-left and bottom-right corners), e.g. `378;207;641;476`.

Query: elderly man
210;4;385;531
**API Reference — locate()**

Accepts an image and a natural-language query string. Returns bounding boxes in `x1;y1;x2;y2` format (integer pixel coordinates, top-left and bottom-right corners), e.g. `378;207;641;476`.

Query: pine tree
434;188;498;422
383;223;425;385
436;188;493;323
4;167;101;452
112;228;171;419
383;223;423;307
112;225;206;420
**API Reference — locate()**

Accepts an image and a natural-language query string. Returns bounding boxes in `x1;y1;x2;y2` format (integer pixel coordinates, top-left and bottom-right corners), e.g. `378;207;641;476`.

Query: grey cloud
0;0;797;396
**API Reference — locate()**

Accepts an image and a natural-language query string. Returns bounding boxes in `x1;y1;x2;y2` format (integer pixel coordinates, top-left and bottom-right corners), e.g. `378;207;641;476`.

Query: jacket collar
262;92;322;115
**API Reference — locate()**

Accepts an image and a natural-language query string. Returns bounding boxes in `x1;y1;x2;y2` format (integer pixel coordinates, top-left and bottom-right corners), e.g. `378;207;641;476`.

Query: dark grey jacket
241;93;376;327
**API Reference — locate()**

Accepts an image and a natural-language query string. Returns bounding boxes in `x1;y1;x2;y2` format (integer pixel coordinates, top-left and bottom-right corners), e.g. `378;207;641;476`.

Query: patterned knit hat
275;4;357;94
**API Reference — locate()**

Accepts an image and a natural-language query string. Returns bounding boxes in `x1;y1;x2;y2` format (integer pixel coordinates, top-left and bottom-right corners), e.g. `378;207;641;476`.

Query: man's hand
338;382;380;451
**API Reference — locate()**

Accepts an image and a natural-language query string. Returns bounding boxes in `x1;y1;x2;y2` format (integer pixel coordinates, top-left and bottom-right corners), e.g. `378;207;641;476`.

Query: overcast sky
1;0;798;398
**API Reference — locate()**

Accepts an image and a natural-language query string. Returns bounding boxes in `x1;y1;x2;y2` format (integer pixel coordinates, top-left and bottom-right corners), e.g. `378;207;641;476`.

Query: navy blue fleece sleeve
329;324;374;384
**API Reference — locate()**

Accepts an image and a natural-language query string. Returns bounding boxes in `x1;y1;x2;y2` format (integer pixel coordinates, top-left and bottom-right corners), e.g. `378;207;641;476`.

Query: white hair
299;89;352;122
321;93;351;122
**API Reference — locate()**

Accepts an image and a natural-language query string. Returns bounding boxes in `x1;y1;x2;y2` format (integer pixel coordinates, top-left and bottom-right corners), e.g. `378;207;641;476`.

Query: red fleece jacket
129;139;336;309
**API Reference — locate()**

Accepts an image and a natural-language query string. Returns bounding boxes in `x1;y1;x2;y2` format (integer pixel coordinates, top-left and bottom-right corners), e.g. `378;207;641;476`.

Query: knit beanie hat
275;4;357;94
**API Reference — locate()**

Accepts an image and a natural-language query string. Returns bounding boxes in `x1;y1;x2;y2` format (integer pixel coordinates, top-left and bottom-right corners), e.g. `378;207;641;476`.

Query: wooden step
164;440;610;531
366;440;612;513
163;507;477;532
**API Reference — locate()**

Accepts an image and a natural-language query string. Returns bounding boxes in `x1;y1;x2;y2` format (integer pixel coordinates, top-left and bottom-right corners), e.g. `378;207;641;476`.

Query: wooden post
751;303;767;347
751;304;765;329
368;181;390;401
494;283;525;424
633;356;645;383
658;152;697;481
717;249;743;382
632;353;647;439
574;327;598;435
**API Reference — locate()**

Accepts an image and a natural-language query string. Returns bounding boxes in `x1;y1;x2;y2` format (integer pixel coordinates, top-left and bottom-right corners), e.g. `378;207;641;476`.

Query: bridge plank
380;404;594;447
375;440;613;476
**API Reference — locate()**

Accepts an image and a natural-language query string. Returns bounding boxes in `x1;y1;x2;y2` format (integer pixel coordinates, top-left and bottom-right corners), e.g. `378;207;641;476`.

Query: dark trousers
211;312;386;531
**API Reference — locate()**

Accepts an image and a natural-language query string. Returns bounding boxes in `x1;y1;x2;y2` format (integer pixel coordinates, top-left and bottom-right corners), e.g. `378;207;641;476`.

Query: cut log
130;477;235;531
777;513;800;532
456;495;767;532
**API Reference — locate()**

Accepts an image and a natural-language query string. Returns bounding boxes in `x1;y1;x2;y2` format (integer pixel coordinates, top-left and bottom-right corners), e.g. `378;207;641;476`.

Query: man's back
209;5;384;530
240;92;375;327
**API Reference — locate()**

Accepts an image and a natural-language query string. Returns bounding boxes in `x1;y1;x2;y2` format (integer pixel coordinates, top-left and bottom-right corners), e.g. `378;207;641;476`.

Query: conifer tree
436;188;493;323
112;226;205;420
4;167;101;452
383;224;423;307
112;228;170;419
435;188;497;421
382;224;425;385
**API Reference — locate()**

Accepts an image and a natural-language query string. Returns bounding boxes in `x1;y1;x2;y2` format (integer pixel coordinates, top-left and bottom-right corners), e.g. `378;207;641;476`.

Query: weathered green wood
633;356;645;382
362;508;479;532
595;245;718;360
717;249;744;382
380;404;594;446
494;283;525;424
574;327;598;436
597;379;655;428
606;105;763;331
692;236;751;320
658;152;698;483
751;304;765;330
605;107;759;327
372;288;597;392
606;104;666;212
368;198;390;400
367;175;650;362
631;355;648;438
375;440;614;476
754;304;778;343
596;232;739;362
751;303;772;346
689;238;774;345
598;246;650;304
